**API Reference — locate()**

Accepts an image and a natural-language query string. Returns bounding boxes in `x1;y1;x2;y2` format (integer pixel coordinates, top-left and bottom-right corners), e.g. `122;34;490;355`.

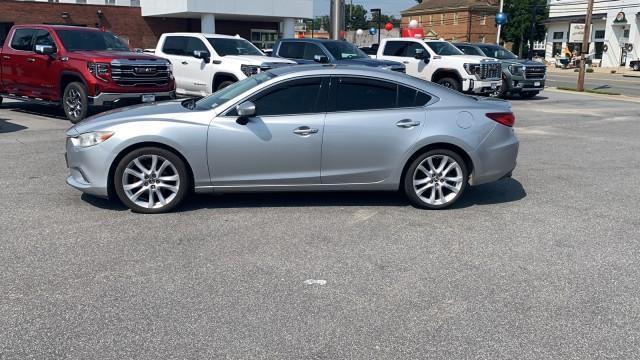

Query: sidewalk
546;66;640;77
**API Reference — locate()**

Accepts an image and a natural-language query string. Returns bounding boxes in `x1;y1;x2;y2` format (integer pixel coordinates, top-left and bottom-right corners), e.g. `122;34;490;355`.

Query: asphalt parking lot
1;90;639;359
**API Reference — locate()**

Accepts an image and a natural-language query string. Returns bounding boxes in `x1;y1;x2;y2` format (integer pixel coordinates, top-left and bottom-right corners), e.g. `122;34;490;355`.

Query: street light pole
371;8;381;45
496;0;504;44
577;0;595;92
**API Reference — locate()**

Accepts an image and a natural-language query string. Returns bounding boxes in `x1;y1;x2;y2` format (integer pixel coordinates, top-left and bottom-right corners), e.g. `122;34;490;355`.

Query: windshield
207;37;264;56
195;71;276;110
425;41;464;56
55;29;130;52
323;41;368;60
478;45;518;60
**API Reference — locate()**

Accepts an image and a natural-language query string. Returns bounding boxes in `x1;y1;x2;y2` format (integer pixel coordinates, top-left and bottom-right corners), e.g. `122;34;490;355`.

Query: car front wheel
114;147;190;214
63;82;88;123
404;150;468;209
437;77;462;92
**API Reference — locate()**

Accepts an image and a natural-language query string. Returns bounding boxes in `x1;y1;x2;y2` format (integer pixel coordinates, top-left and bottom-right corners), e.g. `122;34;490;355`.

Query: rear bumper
470;124;519;186
88;90;176;106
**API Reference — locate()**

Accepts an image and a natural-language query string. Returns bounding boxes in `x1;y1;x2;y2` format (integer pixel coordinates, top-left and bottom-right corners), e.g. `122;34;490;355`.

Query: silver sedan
65;65;519;213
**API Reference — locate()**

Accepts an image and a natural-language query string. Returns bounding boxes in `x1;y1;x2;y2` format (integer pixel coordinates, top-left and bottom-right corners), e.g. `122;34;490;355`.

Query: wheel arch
107;141;195;199
212;73;239;92
399;142;475;191
60;71;88;100
430;69;463;83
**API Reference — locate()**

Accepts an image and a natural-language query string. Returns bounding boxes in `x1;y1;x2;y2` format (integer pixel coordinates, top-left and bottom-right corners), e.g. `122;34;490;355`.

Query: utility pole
577;0;595;92
496;0;504;44
371;8;382;45
528;2;538;60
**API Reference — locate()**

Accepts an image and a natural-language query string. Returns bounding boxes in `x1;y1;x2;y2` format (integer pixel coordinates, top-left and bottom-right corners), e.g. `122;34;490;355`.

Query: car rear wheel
404;150;468;210
63;82;88;123
437;77;462;92
520;91;539;99
114;147;190;214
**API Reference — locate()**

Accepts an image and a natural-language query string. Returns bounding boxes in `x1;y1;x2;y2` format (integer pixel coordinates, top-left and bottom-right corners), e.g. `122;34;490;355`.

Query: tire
403;149;468;210
216;80;235;92
496;77;509;98
114;147;190;214
633;63;640;71
520;91;539;99
436;77;462;92
63;82;88;123
0;95;3;106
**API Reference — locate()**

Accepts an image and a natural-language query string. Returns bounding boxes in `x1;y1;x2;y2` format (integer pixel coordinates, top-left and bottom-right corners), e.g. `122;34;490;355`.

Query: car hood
67;100;195;135
336;57;403;68
223;55;296;65
68;50;167;62
502;58;544;66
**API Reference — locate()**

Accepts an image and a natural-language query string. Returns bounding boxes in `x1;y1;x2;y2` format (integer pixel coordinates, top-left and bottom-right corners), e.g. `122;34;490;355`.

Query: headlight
166;62;174;77
508;64;524;75
241;64;260;77
464;63;481;75
70;131;114;148
88;62;111;82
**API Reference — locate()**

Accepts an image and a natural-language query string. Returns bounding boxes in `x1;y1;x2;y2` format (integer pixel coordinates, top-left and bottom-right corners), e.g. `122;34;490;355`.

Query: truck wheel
63;82;88;123
216;80;235;92
496;77;509;98
437;77;462;92
0;95;3;106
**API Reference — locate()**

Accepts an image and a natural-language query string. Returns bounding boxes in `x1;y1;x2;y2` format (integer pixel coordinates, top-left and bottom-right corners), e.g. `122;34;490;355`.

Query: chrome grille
524;66;546;80
110;60;171;87
480;62;501;80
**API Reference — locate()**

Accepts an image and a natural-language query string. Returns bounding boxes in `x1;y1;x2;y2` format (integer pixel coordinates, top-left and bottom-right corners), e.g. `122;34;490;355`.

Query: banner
569;23;585;43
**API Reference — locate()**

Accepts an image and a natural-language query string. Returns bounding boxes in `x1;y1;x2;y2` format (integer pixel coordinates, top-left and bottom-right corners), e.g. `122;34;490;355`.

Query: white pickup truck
154;33;295;96
375;38;502;95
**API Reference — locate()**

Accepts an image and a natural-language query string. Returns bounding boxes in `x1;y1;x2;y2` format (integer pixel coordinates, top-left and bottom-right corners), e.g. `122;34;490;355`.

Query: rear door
321;77;430;184
209;77;329;186
2;28;36;95
380;40;430;79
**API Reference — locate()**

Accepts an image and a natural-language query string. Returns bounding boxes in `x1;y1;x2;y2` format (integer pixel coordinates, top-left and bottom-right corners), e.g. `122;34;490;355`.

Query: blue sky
313;0;416;17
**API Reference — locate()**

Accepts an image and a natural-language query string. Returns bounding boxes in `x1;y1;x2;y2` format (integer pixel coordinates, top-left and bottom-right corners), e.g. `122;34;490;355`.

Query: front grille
111;60;171;87
479;62;501;80
524;66;546;80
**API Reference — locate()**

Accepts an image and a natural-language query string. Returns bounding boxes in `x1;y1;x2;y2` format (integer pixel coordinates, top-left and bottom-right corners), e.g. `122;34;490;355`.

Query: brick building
400;0;499;43
0;0;312;49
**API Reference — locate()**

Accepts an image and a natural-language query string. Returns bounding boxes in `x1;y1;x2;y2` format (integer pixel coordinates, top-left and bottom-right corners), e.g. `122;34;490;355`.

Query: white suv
376;38;502;94
155;33;296;96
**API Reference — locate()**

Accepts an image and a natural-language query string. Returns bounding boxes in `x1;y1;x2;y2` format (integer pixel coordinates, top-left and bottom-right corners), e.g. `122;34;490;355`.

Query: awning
542;13;607;24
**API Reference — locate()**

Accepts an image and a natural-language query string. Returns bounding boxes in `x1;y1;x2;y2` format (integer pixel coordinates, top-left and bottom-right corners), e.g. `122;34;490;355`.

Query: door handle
2;55;10;60
403;61;410;64
181;61;189;65
26;58;36;63
293;126;319;136
396;119;421;128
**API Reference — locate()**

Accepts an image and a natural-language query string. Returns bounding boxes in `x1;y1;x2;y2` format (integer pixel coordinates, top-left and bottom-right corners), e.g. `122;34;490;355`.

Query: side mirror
414;49;425;60
193;50;210;62
236;101;256;125
134;48;143;53
314;55;330;64
35;44;56;56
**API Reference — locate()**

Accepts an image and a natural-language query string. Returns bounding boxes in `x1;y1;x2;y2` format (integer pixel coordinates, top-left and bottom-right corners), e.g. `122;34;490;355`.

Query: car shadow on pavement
2;102;69;120
0;118;28;133
508;95;549;102
80;178;526;213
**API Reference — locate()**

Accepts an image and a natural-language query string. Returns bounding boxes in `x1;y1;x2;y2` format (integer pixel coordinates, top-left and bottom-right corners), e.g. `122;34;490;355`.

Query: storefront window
251;29;278;50
594;42;604;59
553;32;563;40
552;42;563;57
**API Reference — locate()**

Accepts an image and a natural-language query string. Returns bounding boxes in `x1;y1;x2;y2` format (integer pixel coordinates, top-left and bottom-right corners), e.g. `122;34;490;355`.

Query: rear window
11;28;36;51
162;36;208;57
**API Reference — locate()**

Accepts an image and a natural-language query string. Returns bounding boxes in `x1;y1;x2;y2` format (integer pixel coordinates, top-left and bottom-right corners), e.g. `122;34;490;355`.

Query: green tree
502;0;548;57
345;4;368;30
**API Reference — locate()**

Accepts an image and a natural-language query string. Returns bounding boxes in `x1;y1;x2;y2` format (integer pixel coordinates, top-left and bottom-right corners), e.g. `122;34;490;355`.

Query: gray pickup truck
455;42;546;99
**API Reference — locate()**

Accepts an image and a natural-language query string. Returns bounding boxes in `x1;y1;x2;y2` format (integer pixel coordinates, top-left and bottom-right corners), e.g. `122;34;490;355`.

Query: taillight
486;112;515;127
88;62;111;82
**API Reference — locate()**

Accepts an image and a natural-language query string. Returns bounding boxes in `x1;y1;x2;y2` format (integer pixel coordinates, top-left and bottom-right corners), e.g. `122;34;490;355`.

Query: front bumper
509;78;546;93
88;90;176;106
464;78;502;94
65;138;113;198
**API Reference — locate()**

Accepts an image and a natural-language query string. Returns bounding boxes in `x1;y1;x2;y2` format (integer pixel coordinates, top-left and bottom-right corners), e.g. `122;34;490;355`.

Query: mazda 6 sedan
66;65;519;213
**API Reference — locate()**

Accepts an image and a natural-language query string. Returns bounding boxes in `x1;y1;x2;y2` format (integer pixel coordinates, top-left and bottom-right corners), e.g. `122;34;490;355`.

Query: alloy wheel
413;155;464;206
122;154;180;209
65;88;83;119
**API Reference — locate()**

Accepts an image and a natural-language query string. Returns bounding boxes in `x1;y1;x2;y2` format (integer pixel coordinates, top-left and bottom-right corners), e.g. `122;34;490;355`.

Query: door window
303;43;326;60
10;28;36;51
405;42;429;59
334;77;397;112
162;36;208;57
250;77;325;116
33;30;56;50
277;42;305;59
457;45;483;56
398;85;432;108
383;41;409;56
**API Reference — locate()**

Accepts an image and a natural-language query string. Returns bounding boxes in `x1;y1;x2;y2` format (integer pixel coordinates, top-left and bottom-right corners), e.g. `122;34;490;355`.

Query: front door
1;28;36;95
23;29;59;99
321;76;430;184
160;35;211;96
208;77;328;186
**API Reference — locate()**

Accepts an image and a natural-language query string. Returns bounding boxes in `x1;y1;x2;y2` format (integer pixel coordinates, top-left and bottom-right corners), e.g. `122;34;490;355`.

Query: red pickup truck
0;25;175;122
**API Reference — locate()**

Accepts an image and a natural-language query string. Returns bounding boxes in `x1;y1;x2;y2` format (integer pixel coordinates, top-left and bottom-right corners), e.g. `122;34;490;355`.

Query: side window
335;77;397;112
458;45;481;56
186;37;208;56
398;85;432;108
33;30;56;50
405;42;429;58
278;42;304;59
252;78;324;116
162;36;187;56
303;43;326;60
383;41;409;57
11;28;36;51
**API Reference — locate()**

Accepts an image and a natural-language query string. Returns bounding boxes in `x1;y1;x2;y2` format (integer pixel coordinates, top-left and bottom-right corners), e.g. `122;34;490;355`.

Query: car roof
162;32;241;40
278;38;341;44
13;24;102;32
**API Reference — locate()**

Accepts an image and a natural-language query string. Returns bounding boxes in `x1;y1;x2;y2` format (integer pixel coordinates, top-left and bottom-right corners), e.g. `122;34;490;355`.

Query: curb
545;87;640;104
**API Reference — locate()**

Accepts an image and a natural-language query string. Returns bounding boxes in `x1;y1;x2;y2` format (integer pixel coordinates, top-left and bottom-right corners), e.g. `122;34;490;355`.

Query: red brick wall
401;9;498;43
0;0;279;49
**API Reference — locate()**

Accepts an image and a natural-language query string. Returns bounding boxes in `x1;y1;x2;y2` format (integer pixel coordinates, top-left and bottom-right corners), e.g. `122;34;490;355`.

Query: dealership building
0;0;312;49
543;0;639;68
